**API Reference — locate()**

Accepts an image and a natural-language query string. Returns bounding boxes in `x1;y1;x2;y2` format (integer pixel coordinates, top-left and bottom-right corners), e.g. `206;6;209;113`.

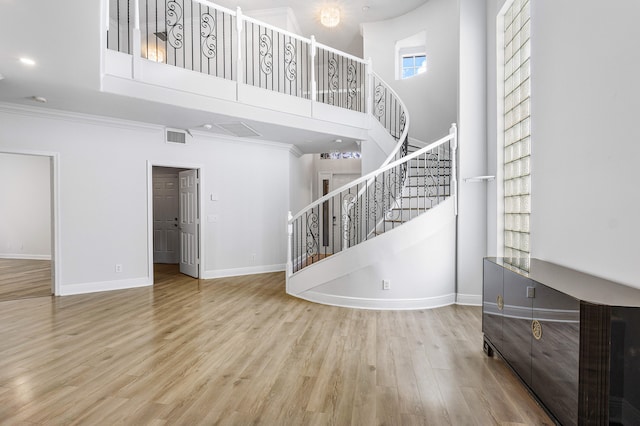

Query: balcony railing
106;0;369;113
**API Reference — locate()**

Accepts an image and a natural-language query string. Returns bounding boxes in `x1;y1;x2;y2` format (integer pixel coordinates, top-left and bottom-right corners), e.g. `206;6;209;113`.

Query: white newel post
450;123;458;216
310;36;317;103
366;58;373;118
132;0;142;79
286;211;293;292
236;7;244;87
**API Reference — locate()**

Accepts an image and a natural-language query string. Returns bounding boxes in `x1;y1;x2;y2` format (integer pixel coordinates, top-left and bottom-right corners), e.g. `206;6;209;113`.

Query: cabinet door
483;260;503;352
531;283;580;426
502;268;533;386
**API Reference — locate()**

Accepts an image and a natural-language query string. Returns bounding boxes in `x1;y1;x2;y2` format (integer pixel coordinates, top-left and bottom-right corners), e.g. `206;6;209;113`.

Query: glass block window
502;0;531;268
401;54;426;79
320;151;362;160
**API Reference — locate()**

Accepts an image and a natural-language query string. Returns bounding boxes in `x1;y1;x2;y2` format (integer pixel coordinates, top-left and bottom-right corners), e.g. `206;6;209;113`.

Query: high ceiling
0;0;428;152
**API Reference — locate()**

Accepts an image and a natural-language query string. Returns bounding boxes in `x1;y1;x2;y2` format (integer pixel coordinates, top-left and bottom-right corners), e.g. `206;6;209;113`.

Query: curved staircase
105;0;458;309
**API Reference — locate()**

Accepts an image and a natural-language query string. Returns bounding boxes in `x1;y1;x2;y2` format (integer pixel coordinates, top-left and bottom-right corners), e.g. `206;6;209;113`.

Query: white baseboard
0;254;52;261
203;264;285;279
296;291;456;310
59;277;152;296
456;293;482;306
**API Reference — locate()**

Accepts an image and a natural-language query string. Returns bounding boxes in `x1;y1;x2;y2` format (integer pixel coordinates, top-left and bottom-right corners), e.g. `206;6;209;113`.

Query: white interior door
179;170;199;278
153;175;179;263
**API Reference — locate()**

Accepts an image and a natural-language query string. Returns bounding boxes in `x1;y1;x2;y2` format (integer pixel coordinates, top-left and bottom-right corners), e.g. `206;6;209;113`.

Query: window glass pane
402;68;414;79
402;56;414;67
415;56;426;67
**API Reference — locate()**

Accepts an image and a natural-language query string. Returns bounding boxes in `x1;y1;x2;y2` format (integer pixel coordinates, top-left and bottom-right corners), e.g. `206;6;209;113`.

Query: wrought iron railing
287;125;457;275
106;0;367;111
315;45;367;111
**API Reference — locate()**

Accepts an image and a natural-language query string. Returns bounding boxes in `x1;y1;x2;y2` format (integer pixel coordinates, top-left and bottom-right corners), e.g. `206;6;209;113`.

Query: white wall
0;153;51;259
0;105;291;294
288;153;313;214
457;0;488;302
528;0;640;288
485;0;640;288
361;0;459;144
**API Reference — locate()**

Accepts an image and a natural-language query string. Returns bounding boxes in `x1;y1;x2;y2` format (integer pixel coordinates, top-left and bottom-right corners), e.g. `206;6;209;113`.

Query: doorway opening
150;165;202;281
0;151;58;300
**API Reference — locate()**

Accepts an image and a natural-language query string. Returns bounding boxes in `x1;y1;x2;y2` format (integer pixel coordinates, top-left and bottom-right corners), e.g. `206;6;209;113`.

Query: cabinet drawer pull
497;295;504;310
532;320;542;340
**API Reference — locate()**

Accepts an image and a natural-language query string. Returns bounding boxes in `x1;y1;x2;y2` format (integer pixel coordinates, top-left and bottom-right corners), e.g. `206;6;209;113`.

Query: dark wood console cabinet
483;258;640;425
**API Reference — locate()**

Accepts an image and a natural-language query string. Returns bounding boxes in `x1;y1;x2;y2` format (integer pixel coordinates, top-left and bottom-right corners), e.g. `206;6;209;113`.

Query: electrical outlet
115;264;123;273
383;279;390;290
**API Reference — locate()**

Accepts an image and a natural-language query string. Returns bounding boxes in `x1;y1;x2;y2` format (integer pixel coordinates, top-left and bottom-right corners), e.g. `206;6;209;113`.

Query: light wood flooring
0;264;552;425
0;258;52;301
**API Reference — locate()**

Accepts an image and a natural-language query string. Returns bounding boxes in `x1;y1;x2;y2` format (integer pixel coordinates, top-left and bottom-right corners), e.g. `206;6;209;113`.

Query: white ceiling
213;0;429;56
0;0;428;152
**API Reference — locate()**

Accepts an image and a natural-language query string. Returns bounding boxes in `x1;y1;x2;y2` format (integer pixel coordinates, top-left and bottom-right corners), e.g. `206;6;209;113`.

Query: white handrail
289;129;455;223
192;0;237;16
241;14;312;44
315;41;368;65
374;72;411;166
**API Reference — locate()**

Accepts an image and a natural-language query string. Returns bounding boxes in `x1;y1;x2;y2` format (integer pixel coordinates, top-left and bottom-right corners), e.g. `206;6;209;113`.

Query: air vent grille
216;122;261;138
166;129;186;144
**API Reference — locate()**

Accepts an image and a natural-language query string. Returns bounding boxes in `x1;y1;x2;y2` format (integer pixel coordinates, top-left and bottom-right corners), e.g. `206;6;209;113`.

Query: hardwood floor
0;258;51;301
0;264;552;425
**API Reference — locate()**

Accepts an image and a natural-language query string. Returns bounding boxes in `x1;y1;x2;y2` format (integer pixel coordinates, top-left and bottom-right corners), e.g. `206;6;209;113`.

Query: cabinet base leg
483;338;494;357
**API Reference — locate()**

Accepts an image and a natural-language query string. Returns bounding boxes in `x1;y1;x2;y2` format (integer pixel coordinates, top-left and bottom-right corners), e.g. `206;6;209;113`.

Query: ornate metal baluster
342;193;357;248
166;0;184;50
305;210;319;261
328;56;338;105
284;41;296;82
201;12;217;59
374;83;385;119
346;63;357;110
259;32;273;76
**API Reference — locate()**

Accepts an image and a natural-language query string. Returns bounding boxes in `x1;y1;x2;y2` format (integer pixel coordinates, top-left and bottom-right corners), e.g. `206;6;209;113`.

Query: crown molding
0;102;299;154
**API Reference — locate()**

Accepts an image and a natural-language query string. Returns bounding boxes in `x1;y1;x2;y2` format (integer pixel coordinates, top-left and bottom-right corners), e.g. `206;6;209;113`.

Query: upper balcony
102;0;386;151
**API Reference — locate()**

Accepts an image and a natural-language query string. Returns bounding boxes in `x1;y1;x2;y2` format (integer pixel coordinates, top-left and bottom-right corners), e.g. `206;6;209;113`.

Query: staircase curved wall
288;198;456;310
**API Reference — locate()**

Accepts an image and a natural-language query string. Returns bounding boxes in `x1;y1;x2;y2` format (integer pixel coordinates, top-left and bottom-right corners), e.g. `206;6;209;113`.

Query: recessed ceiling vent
166;128;187;144
216;122;261;138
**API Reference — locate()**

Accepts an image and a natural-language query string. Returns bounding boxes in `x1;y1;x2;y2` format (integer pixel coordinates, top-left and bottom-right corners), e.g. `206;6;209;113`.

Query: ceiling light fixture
19;57;36;66
334;138;343;143
31;96;47;103
320;7;341;28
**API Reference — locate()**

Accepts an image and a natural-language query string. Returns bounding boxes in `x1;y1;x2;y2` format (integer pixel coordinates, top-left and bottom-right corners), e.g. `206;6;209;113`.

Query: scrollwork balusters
259;33;273;75
346;63;357;110
201;13;217;59
374;84;385;118
166;0;184;50
305;210;319;258
328;57;338;105
284;41;296;82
